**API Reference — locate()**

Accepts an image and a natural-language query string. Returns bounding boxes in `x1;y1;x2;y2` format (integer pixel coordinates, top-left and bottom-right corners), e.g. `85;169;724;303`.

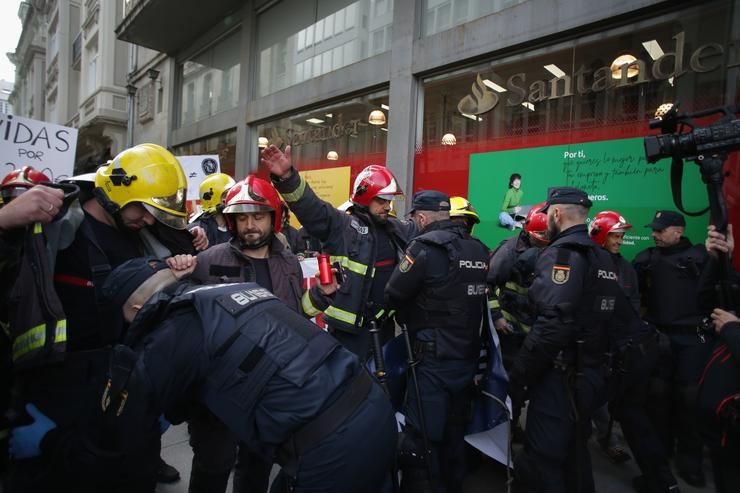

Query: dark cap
644;210;685;230
408;190;451;214
539;186;593;212
102;257;168;309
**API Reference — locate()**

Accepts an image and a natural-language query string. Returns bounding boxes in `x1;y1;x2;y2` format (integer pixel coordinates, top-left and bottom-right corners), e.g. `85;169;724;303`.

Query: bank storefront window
257;0;394;97
178;30;241;128
415;0;735;255
172;128;237;179
422;0;528;37
255;90;389;194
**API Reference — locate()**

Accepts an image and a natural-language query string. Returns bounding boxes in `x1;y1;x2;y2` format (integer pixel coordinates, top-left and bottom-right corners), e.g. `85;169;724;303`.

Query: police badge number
551;265;570;284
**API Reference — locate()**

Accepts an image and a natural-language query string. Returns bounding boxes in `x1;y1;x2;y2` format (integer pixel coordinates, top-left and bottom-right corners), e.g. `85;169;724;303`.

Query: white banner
0;114;78;183
175;155;221;200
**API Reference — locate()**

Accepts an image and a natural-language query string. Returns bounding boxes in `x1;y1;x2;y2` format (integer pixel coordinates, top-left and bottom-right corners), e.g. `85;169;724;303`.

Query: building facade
10;0;131;172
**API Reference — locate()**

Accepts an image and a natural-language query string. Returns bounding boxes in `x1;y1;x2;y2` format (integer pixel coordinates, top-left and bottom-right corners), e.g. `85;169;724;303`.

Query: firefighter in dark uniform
509;187;624;493
188;172;236;247
262;145;416;359
384;190;489;493
6;144;207;492
697;224;739;493
11;257;398;493
633;210;711;487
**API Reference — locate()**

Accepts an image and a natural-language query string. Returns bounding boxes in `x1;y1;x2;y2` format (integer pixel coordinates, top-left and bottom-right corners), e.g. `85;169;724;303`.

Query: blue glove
9;403;57;459
158;414;171;435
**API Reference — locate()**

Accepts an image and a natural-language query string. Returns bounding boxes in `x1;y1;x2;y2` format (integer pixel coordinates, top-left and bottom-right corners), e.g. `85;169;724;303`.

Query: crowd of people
0;142;736;493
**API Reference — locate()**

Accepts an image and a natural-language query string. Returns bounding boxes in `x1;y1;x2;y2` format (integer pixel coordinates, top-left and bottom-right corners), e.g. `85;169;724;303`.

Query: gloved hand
9;403;57;459
158;414;171;435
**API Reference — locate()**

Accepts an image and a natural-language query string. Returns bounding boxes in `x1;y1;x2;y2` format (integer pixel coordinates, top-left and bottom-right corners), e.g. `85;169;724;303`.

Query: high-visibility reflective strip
33;222;43;234
301;290;322;317
12;319;67;362
325;305;357;325
488;298;500;310
503;281;528;294
0;428;8;440
280;176;308;203
501;310;530;332
330;255;368;276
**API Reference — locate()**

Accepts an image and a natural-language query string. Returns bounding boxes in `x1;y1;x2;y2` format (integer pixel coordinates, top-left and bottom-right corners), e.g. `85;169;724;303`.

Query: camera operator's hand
705;224;734;259
494;317;513;334
710;307;739;334
260;144;294;180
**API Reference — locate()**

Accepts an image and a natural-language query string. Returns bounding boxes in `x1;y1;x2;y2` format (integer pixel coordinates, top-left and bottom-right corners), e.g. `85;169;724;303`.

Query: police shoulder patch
551;264;571;285
399;254;415;273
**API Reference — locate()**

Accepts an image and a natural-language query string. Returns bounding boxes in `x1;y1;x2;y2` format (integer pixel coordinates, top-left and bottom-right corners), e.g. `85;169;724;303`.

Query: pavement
158;423;715;492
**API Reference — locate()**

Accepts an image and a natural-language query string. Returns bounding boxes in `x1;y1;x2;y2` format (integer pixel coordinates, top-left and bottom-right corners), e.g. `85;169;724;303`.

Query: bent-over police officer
385;190;490;493
509;187;625;493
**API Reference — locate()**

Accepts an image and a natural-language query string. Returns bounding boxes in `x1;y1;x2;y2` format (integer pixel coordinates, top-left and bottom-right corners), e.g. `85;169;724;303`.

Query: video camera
644;103;740;163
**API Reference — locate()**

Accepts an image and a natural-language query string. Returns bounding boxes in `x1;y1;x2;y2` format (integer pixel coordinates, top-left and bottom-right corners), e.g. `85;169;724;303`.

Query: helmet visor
142;203;188;230
223;203;274;215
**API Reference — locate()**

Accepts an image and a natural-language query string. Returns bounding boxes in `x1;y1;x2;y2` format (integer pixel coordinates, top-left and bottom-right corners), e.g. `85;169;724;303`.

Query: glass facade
256;0;394;97
415;0;734;194
422;0;528;37
255;89;389;187
178;30;241;127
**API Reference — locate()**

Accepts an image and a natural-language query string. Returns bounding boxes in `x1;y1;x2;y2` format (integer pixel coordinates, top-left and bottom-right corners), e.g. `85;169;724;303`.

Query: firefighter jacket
191;236;304;314
272;169;416;333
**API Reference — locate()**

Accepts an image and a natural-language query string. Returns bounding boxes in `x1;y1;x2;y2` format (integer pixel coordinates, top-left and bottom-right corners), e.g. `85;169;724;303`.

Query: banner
175;155;221;200
0;114;78;183
291;166;351;228
469;137;708;259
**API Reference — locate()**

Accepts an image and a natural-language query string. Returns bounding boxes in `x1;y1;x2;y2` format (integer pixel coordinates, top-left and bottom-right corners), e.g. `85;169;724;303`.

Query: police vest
405;227;489;359
553;240;627;366
148;282;341;444
640;244;707;328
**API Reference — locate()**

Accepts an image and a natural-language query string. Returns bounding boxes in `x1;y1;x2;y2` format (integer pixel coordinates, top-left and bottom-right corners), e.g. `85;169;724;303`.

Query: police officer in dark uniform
385;190;490;493
509;187;624;493
633;210;711;487
11;257;398;493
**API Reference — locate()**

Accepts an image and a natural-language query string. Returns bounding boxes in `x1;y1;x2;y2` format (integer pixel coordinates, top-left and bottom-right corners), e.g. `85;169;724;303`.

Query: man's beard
369;211;388;224
239;229;271;249
546;214;560;239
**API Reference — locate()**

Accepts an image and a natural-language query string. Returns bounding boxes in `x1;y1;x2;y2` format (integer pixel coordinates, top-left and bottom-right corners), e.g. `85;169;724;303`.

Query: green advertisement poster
469;137;709;260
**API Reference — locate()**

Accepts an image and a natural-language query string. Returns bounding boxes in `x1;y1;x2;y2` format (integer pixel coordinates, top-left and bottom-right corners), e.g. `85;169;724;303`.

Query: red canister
317;253;333;285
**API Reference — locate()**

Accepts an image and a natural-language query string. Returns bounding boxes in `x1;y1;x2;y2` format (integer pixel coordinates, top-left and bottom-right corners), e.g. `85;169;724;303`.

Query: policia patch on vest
399;254;415;273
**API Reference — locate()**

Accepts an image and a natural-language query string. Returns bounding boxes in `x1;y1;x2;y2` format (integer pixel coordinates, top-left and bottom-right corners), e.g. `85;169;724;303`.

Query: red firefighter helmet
222;175;283;233
1;166;51;204
350;165;403;207
589;210;632;246
524;202;550;244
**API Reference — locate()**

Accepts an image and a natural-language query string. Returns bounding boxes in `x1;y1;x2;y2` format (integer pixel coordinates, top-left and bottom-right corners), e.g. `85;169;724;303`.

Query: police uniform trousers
270;381;397;493
514;367;607;493
401;333;478;493
188;409;271;493
8;348;159;493
647;331;714;476
610;337;677;490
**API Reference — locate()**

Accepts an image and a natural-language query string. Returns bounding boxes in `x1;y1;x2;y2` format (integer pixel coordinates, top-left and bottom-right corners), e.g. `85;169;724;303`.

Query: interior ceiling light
482;79;507;92
327;151;339;160
441;133;457;146
306;117;324;124
381;103;389;110
325;113;333;118
460;112;483;122
258;137;268;148
522;102;535;111
380;127;388;132
543;64;567;78
368;109;386;125
641;40;664;61
610;54;639;79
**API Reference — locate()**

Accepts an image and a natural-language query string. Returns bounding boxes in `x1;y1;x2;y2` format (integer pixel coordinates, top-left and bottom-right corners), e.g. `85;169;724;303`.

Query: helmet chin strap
239;233;272;250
